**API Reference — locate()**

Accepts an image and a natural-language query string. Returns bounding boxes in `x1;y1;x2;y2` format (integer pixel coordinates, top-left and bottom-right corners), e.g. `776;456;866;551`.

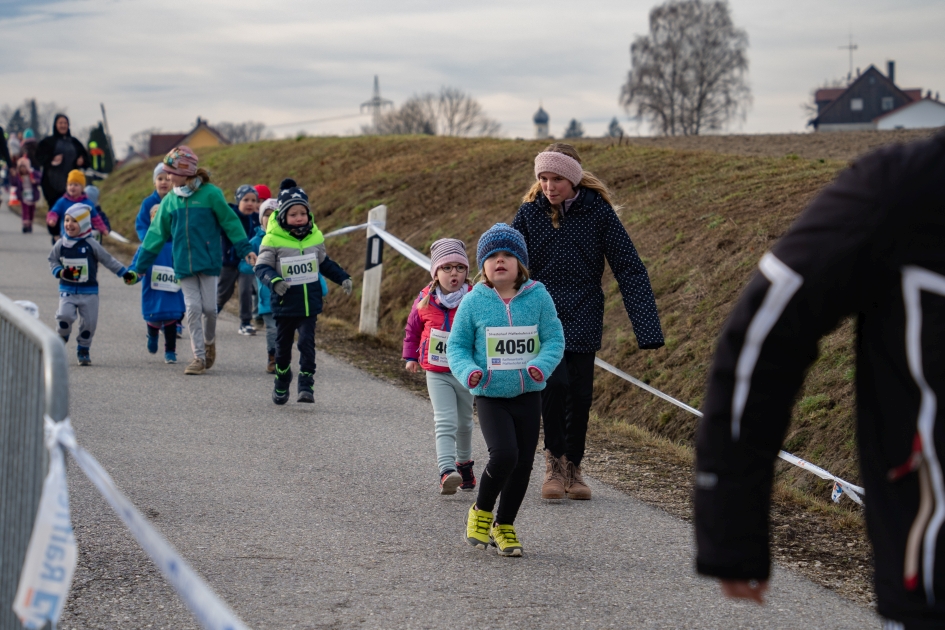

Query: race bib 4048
150;265;181;292
281;253;319;286
427;328;450;367
486;325;540;370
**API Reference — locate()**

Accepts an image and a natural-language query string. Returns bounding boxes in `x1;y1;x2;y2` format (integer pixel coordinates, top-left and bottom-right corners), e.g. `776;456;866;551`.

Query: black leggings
146;321;178;352
475;392;541;525
541;351;596;466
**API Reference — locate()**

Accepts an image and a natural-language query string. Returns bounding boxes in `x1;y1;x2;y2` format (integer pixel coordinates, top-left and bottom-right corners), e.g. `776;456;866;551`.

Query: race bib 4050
486;325;540;370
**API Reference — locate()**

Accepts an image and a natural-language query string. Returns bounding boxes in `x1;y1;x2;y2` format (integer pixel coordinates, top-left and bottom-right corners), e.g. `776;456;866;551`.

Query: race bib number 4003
281;253;319;286
151;265;181;292
486;325;540;370
427;328;450;367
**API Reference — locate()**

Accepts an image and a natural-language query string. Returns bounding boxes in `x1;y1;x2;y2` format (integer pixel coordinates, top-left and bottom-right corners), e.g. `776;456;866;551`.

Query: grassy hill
100;135;869;490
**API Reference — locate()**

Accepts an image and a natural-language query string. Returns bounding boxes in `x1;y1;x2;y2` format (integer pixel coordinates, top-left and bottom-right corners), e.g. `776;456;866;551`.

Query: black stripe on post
365;234;384;271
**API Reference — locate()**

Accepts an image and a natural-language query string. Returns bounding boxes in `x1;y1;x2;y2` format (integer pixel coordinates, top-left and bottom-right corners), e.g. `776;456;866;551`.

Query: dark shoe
439;470;461;495
272;365;293;405
147;333;159;354
297;371;314;403
238;324;256;336
204;342;216;369
266;352;276;374
253;317;265;327
456;460;476;491
77;346;91;366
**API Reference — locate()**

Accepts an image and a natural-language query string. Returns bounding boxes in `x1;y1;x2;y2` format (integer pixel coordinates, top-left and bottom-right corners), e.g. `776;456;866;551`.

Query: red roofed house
148;118;230;157
808;61;938;131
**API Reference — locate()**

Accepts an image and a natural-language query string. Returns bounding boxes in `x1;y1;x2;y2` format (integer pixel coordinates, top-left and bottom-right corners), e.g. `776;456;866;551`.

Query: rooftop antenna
839;32;857;83
360;76;394;130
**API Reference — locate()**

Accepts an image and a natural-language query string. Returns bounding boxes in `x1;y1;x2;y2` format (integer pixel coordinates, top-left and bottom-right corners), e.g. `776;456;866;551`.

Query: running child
254;184;353;404
132;165;185;363
217;184;260;336
447;223;564;557
250;198;278;372
133;146;256;375
46;170;109;242
10;156;41;233
48;204;138;365
403;238;477;495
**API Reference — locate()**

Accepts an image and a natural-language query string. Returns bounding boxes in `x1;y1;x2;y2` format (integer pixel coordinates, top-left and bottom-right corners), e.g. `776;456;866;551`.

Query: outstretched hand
342;278;353;296
720;579;768;605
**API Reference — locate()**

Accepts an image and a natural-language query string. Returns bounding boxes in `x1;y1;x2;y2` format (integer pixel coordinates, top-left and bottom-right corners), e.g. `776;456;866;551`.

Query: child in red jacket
403;238;476;495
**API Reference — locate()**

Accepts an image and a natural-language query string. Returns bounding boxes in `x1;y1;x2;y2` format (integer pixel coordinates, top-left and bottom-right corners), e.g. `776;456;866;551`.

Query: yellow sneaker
464;504;492;550
490;523;523;557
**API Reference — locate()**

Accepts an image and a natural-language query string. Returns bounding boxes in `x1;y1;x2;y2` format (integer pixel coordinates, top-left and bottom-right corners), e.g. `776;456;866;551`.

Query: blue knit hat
476;223;528;270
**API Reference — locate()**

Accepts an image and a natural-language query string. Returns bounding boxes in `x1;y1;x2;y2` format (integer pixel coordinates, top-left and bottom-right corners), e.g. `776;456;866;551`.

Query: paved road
0;208;878;629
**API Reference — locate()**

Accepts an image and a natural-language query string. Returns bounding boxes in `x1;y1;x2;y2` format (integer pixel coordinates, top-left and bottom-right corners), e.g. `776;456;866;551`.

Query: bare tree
215;121;274;144
564;119;585;138
128;127;162;156
801;77;848;121
620;0;750;136
2;99;63;136
368;86;500;137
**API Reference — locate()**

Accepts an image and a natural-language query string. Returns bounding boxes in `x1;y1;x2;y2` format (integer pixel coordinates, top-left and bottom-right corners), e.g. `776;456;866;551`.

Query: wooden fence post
359;205;387;335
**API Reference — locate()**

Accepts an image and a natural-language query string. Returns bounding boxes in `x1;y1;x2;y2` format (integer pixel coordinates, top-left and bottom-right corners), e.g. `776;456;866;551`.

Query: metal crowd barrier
0;291;69;630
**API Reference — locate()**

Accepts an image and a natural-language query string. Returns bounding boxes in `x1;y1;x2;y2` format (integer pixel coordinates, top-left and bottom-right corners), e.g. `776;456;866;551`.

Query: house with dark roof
148;118;230;157
808;62;935;131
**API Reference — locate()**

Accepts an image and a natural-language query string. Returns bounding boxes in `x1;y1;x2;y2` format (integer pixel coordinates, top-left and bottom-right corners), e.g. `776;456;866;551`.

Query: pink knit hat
429;238;469;278
162;145;198;177
534;151;583;186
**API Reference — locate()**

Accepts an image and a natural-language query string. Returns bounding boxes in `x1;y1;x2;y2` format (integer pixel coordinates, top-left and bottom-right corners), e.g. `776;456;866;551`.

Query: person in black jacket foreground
695;130;945;628
512;143;664;501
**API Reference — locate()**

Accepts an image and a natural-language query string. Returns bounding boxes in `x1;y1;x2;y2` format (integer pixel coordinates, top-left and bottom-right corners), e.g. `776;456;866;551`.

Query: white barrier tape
21;417;252;630
323;223;370;239
345;220;866;506
107;231;130;244
370;224;432;269
13;419;77;629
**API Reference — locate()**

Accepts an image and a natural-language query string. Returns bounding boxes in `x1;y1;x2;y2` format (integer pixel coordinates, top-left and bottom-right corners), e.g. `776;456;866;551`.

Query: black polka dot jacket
511;187;664;353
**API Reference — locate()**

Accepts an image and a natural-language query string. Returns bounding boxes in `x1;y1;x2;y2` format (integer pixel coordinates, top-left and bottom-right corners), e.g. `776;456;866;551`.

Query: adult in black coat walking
35;114;89;233
512;142;664;501
695;130;945;628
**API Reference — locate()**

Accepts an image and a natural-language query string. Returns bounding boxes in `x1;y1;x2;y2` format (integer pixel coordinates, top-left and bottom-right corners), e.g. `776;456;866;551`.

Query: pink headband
534;151;583;186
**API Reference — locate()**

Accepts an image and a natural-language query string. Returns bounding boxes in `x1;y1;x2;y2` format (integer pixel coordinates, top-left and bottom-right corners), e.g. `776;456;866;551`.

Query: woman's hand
405;361;419;373
51;154;63;166
720;579;768;604
468;372;482;387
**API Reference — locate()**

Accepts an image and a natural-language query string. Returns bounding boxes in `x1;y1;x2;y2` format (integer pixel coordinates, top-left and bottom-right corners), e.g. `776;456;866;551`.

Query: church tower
533;105;549;140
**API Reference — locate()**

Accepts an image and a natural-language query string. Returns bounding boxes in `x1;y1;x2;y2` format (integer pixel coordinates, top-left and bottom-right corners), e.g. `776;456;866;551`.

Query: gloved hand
59;267;76;281
272;279;289;296
122;270;138;286
342;278;353;296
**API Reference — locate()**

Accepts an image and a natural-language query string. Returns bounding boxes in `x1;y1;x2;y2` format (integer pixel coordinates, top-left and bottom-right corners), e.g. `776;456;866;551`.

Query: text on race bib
60;257;89;283
427;328;450;367
22;189;34;204
151;265;181;292
280;253;319;286
486;325;540;370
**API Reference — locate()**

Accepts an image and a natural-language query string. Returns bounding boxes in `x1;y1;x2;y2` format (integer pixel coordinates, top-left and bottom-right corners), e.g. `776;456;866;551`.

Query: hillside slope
101;135;878;488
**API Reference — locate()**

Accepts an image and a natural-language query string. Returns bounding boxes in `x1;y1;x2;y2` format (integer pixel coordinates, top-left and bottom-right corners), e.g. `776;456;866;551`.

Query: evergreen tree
607;117;625;138
564;119;584;138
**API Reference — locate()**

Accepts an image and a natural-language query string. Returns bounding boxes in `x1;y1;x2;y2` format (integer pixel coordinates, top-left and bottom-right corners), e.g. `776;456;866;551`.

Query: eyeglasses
438;264;468;274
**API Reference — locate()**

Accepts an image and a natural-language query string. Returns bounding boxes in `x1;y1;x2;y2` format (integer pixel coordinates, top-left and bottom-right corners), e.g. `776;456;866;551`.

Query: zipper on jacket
185;197;193;274
490;282;535;394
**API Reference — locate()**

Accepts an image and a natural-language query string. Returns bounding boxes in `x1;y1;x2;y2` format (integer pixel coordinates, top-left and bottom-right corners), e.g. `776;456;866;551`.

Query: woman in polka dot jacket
511;142;664;501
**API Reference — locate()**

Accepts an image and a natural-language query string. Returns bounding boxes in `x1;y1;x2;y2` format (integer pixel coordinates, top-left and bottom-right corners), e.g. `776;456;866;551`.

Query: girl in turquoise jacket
447;223;564;557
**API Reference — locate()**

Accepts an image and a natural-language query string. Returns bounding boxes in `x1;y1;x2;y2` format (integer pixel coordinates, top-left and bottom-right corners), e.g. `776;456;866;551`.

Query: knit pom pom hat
254;184;272;201
476;223;528;270
534;151;583;186
429;238;469;278
67;169;86;187
279;178;297;191
162;145;198;177
276;186;313;238
65;203;93;239
235;184;257;203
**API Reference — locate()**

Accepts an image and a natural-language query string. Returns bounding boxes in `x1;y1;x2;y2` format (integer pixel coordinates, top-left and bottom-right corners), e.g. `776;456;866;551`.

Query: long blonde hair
523;142;620;228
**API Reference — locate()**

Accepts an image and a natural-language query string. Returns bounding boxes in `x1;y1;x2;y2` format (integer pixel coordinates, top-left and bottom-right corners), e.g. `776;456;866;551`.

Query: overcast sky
2;0;943;152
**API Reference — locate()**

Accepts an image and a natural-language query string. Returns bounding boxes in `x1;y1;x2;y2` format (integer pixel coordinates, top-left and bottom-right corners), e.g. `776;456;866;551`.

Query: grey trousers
56;292;99;347
180;274;218;360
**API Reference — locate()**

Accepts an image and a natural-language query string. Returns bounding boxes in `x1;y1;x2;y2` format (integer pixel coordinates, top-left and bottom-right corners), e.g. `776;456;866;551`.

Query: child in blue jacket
447;223;564;557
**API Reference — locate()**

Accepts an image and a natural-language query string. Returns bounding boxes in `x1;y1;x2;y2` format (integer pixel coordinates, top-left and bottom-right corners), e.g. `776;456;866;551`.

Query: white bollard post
359;205;387;335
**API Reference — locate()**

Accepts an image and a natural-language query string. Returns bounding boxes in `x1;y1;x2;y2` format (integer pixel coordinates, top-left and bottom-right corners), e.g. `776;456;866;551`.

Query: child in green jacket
133;146;255;375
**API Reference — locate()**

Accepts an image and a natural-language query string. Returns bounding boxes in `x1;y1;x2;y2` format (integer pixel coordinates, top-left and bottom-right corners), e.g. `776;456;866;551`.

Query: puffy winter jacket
403;283;472;372
695;130;945;627
511;187;663;352
134;183;252;279
447;280;564;398
134;191;162;241
254;220;349;318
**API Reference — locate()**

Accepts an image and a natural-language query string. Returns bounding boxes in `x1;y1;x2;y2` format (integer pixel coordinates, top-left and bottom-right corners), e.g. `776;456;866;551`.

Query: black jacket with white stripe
694;129;945;625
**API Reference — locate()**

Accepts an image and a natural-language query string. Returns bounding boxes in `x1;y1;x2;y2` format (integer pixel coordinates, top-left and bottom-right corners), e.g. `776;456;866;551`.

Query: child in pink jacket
403;238;476;495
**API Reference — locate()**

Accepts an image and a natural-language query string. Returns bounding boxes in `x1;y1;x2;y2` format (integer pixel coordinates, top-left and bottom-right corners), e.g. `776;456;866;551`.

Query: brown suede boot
562;455;592;500
266;352;276;374
540;450;566;500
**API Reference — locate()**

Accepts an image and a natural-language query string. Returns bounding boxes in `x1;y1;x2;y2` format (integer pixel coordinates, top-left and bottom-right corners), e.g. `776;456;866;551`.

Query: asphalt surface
0;207;879;629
